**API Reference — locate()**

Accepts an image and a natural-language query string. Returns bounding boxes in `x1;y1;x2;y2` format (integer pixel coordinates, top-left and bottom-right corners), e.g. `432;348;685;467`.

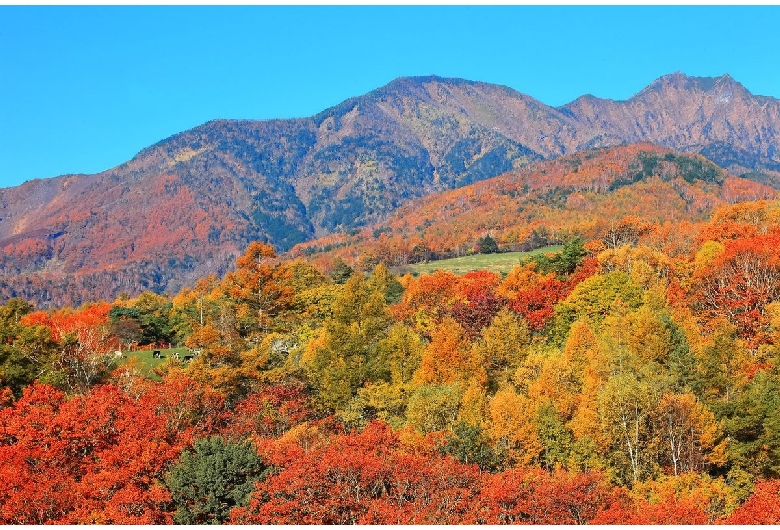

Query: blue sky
1;5;779;189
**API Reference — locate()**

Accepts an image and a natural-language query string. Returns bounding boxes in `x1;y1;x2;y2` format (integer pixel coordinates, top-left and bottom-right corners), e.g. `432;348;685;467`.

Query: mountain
1;72;780;306
560;72;780;175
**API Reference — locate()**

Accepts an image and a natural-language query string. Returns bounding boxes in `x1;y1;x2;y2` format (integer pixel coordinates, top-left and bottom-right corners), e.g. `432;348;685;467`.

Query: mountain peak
635;72;747;99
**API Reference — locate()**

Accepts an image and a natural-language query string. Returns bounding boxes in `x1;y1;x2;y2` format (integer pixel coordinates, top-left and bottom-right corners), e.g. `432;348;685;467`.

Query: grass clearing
398;245;564;276
117;347;191;381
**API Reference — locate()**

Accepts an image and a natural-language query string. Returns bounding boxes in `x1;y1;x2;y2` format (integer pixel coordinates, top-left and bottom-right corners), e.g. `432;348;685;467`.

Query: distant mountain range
2;72;780;306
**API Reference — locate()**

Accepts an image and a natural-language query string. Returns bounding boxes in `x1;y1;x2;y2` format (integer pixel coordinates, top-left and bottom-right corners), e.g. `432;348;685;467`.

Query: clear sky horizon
1;5;779;189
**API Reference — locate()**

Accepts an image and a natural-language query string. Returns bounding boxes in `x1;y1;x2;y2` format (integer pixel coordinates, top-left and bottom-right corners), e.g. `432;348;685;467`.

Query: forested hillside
2;198;780;523
294;143;778;271
2;72;780;307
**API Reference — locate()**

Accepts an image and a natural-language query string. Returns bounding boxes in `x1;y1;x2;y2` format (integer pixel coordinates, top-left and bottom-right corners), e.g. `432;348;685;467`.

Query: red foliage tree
450;272;505;337
510;276;569;330
694;233;780;347
222;380;316;439
723;480;780;524
469;468;617;524
0;382;191;524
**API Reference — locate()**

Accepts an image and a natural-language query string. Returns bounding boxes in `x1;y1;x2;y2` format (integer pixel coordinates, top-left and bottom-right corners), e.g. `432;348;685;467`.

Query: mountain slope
291;144;779;270
2;73;780;306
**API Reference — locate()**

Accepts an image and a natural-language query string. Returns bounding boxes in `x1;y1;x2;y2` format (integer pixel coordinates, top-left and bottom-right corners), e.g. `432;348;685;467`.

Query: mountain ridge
2;72;780;306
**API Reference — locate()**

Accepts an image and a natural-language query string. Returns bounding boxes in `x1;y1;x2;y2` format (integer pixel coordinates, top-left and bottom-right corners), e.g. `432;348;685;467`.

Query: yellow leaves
487;387;542;466
406;383;463;434
378;323;424;386
622;304;676;364
170;146;207;165
458;378;490;428
472;308;530;389
597;245;672;290
654;392;725;474
767;301;780;344
276;421;330;454
693;240;725;272
352;381;409;428
629;473;736;523
300;328;327;372
562;320;599;369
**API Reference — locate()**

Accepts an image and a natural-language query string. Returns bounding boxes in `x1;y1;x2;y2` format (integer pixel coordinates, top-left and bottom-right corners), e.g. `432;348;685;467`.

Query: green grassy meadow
400;245;564;276
117;347;191;380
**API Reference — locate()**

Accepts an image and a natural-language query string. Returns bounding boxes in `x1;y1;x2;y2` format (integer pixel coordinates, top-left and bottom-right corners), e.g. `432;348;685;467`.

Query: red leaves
510;276;568;330
451;271;505;337
234;420;624;525
724;480;780;524
225;380;315;439
472;468;616;524
0;378;216;524
233;421;401;524
694;232;780;347
508;257;597;330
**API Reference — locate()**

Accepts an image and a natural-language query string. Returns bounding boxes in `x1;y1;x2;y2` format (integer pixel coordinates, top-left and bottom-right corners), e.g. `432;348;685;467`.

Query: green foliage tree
441;421;503;471
0;299;55;397
308;274;392;411
721;368;780;480
536;401;575;471
330;258;354;284
476;234;499;254
535;236;587;276
166;436;268;525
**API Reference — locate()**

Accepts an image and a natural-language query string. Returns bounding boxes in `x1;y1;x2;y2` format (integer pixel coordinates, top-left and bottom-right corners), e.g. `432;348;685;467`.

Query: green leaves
166;436;268;525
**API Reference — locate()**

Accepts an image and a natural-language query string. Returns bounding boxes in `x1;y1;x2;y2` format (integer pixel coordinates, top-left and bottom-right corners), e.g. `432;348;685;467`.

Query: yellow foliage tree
487;386;542;467
471;308;530;391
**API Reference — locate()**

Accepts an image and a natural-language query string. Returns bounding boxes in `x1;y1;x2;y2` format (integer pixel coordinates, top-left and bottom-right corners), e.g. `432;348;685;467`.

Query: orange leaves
414;318;471;385
693;232;780;347
225;241;295;331
653;392;724;475
22;302;113;343
392;269;459;330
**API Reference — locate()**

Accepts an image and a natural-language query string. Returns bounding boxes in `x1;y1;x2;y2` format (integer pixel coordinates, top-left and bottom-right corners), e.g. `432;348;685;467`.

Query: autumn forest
2;192;780;523
3;72;780;524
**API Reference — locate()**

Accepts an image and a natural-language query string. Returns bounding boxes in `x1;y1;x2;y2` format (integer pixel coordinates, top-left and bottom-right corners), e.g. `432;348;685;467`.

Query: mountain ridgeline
1;72;780;306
